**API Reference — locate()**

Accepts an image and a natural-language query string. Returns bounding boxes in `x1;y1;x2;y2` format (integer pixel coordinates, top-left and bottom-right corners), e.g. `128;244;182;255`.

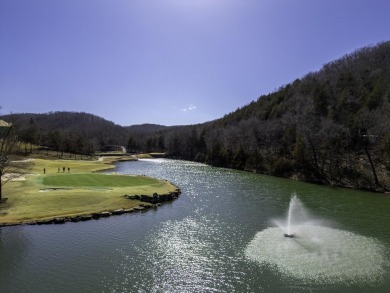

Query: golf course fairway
0;157;179;226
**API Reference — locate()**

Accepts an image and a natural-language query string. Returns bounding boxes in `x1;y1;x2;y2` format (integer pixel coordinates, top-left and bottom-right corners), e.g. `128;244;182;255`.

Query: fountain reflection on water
245;193;388;285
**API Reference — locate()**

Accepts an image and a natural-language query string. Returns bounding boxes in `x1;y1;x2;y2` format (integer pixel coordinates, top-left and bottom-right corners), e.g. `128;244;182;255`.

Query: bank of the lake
0;156;180;226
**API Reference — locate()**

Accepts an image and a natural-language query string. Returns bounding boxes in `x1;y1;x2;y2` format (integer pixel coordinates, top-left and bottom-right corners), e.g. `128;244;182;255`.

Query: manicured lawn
41;173;159;188
0;156;177;225
29;157;118;175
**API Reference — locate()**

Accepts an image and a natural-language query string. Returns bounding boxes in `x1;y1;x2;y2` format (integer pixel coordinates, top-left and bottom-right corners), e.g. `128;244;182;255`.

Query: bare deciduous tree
0;120;31;202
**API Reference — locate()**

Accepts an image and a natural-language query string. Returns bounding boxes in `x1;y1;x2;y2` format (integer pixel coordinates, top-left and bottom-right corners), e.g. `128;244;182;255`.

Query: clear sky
1;0;389;126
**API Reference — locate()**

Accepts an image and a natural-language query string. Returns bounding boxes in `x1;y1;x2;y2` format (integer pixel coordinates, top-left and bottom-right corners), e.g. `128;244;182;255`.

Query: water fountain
272;193;316;239
283;193;301;238
245;193;388;285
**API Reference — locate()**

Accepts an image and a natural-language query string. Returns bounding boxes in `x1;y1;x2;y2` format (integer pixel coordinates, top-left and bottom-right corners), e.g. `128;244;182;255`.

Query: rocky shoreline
0;187;181;228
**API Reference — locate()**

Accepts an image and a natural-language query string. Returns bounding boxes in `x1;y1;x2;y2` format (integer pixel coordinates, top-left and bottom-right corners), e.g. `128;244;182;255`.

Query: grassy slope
0;157;177;225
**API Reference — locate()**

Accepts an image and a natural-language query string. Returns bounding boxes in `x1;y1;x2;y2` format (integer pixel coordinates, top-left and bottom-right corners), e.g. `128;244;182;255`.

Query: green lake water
0;159;389;292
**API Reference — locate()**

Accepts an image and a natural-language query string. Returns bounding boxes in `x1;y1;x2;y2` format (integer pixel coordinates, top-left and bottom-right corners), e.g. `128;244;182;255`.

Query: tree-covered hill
1;112;125;153
158;41;390;191
2;41;390;191
0;111;165;155
125;124;167;134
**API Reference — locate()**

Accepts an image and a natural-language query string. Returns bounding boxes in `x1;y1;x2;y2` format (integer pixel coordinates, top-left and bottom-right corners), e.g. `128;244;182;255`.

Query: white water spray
286;196;293;236
285;193;298;236
245;193;387;285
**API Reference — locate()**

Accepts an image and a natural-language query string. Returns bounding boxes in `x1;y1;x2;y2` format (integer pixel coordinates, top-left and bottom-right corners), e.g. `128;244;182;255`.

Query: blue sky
1;0;389;126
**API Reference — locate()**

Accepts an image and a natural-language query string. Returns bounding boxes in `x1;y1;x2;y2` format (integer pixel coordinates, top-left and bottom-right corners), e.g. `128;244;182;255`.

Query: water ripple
108;215;248;292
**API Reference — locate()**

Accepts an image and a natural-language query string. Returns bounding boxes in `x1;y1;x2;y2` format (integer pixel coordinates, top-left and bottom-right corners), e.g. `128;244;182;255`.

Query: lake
0;159;389;292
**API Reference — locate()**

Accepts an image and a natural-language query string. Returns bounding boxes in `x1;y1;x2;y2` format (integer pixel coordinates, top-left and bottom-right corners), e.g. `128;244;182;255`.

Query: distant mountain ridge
125;124;167;134
0;111;166;150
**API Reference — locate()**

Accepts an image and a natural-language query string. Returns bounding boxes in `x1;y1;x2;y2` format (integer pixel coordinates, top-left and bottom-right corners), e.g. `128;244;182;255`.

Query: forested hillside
0;111;165;156
158;41;390;191
2;41;390;191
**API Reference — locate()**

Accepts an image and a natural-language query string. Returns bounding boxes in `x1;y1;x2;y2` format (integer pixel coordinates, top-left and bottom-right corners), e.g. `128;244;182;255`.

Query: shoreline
0;156;181;227
171;157;389;194
0;187;181;228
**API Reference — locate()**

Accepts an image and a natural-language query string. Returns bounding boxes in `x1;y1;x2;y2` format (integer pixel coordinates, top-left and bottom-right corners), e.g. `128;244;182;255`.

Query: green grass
41;173;159;188
0;156;177;225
